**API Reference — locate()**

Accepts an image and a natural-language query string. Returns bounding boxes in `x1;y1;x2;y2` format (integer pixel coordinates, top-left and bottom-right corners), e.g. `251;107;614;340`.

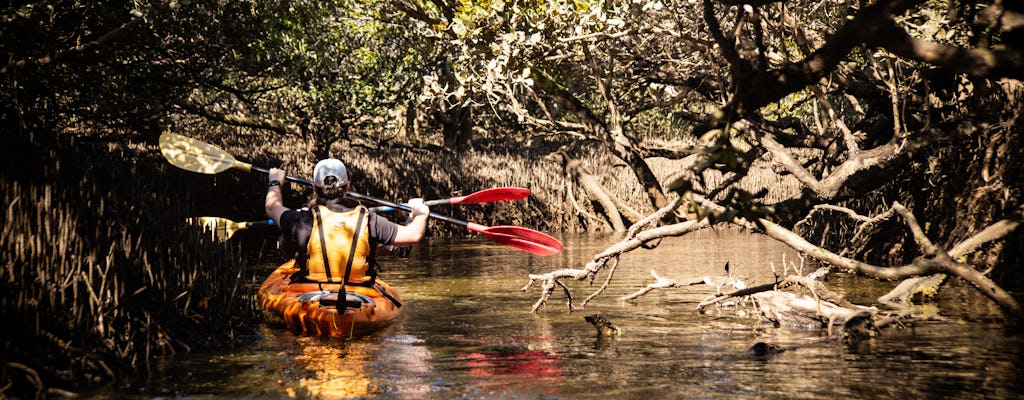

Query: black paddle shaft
252;166;470;228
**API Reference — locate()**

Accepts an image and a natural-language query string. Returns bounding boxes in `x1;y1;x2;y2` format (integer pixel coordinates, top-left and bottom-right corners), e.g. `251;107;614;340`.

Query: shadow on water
92;230;1024;399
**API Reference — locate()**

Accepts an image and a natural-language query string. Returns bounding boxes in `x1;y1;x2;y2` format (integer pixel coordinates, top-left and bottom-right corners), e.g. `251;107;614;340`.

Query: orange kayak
257;260;404;337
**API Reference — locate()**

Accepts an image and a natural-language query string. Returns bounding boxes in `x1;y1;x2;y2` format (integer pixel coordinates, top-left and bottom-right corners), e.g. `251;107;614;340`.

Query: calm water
102;229;1023;399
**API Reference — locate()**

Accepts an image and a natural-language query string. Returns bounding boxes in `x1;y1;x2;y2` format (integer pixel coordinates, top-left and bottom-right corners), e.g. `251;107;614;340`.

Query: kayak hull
257;260;403;337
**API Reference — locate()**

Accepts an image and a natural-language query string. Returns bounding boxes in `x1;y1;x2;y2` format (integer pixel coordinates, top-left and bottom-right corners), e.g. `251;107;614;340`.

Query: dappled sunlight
4;0;1023;397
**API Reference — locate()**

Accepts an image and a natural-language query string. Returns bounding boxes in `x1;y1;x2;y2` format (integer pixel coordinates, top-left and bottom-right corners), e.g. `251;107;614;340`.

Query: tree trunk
404;99;419;139
607;127;671;212
440;105;473;151
532;70;672;217
555;152;627;232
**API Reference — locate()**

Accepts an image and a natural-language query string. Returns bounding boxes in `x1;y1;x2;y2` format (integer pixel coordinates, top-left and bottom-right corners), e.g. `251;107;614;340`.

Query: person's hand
268;168;286;186
407;198;429;219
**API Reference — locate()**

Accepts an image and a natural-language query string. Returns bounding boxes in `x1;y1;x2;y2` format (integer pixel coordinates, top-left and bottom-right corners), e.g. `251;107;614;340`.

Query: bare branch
523;218;712;313
949;204;1024;260
553;151;626;232
809;85;861;158
677;192;1024;317
795;204;876;226
869;17;1024;80
718;0;926;120
703;0;751;78
583;258;621;307
892;201;939;256
621;270;707;302
698;281;777;310
755;214;1022;318
628;196;684;240
747;119;930;199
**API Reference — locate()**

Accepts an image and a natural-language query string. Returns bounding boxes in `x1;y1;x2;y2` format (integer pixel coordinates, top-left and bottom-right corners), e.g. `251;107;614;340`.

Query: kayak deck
257;260;403;337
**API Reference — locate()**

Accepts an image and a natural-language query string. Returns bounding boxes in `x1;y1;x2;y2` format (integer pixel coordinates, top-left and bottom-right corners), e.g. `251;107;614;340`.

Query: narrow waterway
100;229;1023;399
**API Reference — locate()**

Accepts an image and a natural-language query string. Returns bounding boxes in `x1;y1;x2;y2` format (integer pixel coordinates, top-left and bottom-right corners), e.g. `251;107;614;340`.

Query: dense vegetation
2;0;1021;396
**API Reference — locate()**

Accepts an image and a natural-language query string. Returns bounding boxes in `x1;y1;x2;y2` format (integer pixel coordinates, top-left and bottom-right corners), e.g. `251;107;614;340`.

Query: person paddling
265;159;429;285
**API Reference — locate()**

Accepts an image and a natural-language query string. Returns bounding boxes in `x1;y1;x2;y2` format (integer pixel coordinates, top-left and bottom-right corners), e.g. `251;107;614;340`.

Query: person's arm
265;168;290;225
392;198;429;246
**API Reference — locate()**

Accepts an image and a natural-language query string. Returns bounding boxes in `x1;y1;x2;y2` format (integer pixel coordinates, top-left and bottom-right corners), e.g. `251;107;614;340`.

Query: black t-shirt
278;197;400;258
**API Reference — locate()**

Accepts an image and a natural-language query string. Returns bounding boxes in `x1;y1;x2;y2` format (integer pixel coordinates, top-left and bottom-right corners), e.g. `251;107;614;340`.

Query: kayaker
264;159;429;284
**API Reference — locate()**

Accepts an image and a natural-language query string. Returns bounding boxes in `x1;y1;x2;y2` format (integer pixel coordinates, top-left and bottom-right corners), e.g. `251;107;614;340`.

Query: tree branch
753;211;1022;318
529;185;1021;321
869;18;1024;80
949;203;1024;261
746;119;930;200
522;218;712;313
621;270;708;302
175;100;302;136
0;2;172;75
718;0;926;121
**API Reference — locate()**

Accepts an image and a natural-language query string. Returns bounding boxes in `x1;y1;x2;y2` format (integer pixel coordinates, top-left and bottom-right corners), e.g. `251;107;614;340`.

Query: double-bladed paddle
187;216;273;242
370;187;531;212
160;133;563;256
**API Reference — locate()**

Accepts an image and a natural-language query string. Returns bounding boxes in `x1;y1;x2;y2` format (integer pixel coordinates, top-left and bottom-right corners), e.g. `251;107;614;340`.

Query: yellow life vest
305;205;372;285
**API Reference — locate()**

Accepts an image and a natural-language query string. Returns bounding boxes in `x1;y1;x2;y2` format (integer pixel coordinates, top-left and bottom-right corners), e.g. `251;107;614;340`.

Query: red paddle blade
450;187;531;205
466;223;563;256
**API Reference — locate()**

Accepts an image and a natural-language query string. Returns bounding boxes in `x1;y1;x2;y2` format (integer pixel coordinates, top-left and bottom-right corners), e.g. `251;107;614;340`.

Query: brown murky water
98;229;1024;399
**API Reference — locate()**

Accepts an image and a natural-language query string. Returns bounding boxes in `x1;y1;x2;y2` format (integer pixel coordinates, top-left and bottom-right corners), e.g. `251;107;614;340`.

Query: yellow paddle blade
160;133;248;174
186;217;244;242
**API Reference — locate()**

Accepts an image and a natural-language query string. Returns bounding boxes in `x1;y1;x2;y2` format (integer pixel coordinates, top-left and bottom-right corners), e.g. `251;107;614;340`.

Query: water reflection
449;322;562;396
98;230;1023;399
287;336;376;398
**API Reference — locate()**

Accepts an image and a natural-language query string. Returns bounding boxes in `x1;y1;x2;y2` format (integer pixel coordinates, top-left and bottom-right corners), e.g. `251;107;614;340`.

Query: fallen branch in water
696;195;1024;319
878;274;946;305
626;267;904;338
620;270;710;302
521;197;707;312
811;203;1024;304
525;193;1023;323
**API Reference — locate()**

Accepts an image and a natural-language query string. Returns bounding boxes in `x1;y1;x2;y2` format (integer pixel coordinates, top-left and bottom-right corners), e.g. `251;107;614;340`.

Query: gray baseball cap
312;158;348;187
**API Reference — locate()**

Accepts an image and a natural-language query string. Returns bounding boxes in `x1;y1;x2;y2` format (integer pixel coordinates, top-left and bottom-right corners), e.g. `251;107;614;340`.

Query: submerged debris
746;342;786;356
584;314;621;338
